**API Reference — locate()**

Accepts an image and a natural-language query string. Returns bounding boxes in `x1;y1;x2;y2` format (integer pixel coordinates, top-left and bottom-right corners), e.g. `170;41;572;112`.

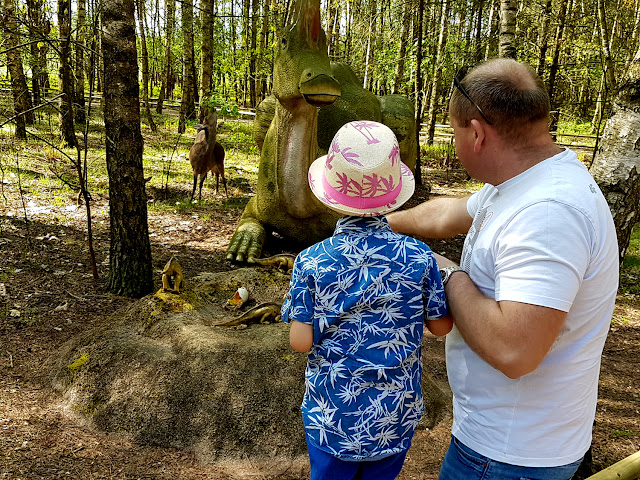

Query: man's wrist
440;265;465;286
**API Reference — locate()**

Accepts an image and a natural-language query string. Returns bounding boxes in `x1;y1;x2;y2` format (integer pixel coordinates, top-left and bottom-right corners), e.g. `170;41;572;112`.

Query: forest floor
0;167;639;480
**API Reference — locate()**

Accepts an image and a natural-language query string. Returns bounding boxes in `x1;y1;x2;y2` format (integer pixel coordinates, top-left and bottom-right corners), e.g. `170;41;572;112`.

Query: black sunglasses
453;70;493;125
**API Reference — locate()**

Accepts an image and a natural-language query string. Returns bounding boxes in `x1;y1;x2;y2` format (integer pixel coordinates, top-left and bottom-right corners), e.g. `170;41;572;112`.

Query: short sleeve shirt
281;216;448;460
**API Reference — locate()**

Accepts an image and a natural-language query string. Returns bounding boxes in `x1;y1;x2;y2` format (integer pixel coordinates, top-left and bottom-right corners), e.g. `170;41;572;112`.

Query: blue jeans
438;436;583;480
306;434;408;480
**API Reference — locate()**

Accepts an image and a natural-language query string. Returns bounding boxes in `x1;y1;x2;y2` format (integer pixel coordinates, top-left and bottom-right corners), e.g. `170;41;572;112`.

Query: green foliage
201;93;239;117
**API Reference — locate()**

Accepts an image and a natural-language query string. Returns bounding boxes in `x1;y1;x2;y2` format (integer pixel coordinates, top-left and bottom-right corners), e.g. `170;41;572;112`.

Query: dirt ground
1;173;639;480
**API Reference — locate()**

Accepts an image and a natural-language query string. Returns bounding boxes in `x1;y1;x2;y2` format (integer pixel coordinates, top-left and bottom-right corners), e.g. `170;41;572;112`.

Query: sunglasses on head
453;69;493;125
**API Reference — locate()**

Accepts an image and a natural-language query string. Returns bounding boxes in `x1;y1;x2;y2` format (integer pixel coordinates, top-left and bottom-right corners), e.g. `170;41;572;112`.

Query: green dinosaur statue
226;0;416;263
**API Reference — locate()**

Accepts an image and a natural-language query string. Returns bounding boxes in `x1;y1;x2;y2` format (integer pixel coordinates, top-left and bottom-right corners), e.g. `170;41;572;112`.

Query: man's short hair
450;58;550;141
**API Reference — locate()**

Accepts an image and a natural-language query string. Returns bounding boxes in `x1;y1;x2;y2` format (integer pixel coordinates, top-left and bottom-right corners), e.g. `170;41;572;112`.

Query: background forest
1;1;640;479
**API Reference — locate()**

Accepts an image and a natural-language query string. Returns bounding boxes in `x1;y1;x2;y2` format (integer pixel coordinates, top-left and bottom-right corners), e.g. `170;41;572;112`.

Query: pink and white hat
308;120;415;216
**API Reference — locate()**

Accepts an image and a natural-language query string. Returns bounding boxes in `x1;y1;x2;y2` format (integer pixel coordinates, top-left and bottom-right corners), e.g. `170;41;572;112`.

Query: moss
67;352;89;371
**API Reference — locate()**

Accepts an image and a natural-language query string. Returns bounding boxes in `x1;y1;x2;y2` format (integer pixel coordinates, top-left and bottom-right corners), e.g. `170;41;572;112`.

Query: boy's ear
470;119;486;153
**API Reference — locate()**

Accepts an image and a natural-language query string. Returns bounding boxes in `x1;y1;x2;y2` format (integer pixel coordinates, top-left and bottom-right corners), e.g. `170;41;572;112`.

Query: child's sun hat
308;120;415;216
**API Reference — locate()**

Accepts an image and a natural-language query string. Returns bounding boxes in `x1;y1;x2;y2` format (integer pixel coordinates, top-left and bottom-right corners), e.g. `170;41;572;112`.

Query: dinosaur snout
299;72;341;107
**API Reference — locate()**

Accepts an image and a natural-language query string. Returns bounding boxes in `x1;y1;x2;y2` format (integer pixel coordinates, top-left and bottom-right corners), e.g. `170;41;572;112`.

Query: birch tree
590;46;640;264
156;0;175;114
499;0;517;58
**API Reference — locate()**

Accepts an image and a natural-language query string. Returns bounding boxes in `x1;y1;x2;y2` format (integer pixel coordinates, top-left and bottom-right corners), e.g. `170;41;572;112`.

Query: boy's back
282;215;447;460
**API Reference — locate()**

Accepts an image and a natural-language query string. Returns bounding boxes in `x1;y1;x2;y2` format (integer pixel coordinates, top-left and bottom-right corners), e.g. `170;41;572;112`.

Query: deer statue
189;110;227;201
226;0;416;263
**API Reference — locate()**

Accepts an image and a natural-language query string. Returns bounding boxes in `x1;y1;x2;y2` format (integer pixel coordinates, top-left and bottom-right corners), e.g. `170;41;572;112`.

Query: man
387;58;619;480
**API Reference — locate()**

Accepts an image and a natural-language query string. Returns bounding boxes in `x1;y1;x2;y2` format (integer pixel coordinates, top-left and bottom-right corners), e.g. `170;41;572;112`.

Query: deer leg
191;174;198;201
198;173;207;201
215;173;220;194
222;174;228;197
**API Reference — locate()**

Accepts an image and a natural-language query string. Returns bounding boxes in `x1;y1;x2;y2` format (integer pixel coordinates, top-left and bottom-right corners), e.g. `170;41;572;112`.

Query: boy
281;121;453;480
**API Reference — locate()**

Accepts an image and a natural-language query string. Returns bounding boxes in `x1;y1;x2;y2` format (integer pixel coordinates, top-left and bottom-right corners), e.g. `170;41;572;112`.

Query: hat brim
308;155;415;217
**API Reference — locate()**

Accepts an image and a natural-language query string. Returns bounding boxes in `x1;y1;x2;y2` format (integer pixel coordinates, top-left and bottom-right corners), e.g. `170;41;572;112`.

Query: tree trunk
590;47;640;265
414;0;425;186
156;0;175;114
535;0;553;77
26;0;45;109
136;0;157;131
363;0;377;90
426;0;450;146
200;0;214;121
102;0;153;297
392;0;412;95
499;0;517;58
484;0;499;60
257;0;271;101
3;0;35;138
75;0;87;125
58;0;77;147
178;0;196;133
547;0;569;136
596;0;617;94
250;0;259;108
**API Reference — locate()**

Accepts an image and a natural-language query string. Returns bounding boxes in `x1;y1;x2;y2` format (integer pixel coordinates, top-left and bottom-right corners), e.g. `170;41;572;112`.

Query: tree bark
499;0;517;58
414;0;425;186
590;46;640;265
75;0;87;125
26;0;45;109
392;0;412;95
535;0;553;77
426;0;450;146
250;0;259;107
200;0;214;121
3;0;35;138
136;0;157;131
547;0;569;136
597;0;617;94
178;0;196;133
58;0;77;147
156;0;175;114
102;0;153;297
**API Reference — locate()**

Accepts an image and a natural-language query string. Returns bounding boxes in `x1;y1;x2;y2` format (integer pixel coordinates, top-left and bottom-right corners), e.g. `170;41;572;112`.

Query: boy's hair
450;58;550;143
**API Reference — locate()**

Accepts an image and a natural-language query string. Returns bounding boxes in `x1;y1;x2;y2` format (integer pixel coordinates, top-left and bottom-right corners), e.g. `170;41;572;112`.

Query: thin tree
414;0;425;186
547;0;569;136
250;0;259;107
136;0;157;131
156;0;176;114
3;0;35;138
499;0;517;59
102;0;153;297
58;0;78;147
596;0;617;94
535;0;553;77
200;0;214;121
178;0;196;133
426;0;450;146
26;0;46;109
75;0;87;125
392;0;412;95
590;45;640;264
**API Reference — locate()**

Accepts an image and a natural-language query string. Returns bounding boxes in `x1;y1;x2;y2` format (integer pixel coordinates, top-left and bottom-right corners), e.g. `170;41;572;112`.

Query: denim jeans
306;433;408;480
438;436;583;480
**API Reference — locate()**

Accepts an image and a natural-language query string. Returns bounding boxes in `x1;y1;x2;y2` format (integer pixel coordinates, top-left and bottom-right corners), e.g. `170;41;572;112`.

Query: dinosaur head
273;0;340;107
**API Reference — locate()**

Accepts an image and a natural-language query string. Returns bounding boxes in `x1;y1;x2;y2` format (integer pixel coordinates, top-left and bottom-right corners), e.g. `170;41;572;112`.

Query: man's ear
470;119;486;153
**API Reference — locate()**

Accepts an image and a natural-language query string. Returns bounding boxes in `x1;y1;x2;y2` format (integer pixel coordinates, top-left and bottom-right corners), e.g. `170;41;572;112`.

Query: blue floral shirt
281;216;448;460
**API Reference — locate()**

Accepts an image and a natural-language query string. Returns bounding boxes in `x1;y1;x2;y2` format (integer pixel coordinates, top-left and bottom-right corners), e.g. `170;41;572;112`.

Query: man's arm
435;253;567;379
387;195;473;238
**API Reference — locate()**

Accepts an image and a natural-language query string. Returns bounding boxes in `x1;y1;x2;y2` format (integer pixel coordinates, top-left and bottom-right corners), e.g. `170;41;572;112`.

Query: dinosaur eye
281;37;287;48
